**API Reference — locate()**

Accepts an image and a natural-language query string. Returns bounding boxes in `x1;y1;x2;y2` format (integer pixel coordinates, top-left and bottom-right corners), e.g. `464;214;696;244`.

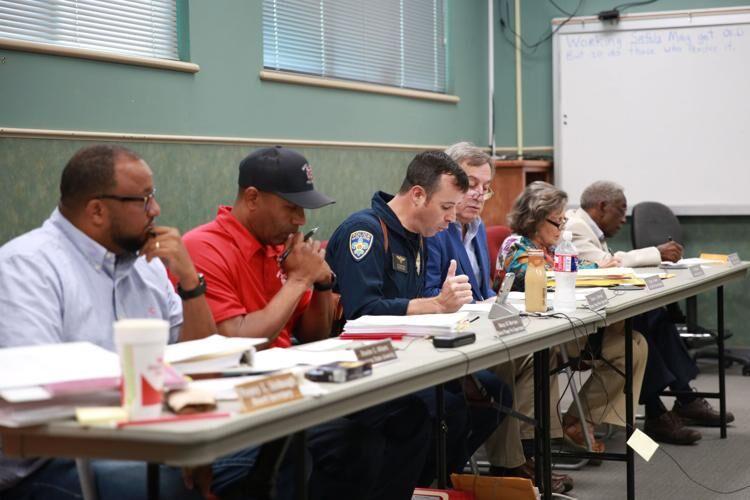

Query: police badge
349;230;373;261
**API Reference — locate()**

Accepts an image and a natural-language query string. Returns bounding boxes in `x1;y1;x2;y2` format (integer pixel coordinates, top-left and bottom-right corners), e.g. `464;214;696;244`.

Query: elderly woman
497;181;648;453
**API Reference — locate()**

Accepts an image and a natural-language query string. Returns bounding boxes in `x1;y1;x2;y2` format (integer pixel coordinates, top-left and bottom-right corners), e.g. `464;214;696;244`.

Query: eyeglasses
97;189;157;212
467;185;494;201
545;217;567;229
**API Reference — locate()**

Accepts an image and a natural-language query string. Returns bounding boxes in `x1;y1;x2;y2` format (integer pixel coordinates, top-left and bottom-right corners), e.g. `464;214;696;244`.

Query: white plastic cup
114;319;169;420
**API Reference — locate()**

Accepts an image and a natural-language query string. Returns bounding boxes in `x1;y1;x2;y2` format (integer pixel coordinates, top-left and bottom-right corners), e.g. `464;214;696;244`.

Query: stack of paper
0;342;122;427
660;257;724;269
342;312;470;336
547;268;646;287
0;341;187;427
165;334;266;374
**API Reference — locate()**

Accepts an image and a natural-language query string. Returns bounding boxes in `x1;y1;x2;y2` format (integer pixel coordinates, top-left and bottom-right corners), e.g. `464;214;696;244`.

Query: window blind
263;0;446;93
0;0;179;60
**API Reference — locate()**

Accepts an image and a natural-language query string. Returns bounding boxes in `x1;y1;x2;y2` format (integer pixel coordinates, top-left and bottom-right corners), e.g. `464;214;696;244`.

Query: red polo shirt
183;206;311;348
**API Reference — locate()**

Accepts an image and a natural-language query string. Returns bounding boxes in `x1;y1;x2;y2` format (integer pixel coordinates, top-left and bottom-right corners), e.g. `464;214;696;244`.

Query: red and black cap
238;146;335;209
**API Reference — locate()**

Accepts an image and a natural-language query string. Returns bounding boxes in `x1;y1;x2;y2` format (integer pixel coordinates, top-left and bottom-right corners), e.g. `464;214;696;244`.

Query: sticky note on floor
627;428;659;461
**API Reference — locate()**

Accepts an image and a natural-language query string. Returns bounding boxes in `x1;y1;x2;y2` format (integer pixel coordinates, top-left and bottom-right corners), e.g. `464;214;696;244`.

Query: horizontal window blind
263;0;446;93
0;0;179;60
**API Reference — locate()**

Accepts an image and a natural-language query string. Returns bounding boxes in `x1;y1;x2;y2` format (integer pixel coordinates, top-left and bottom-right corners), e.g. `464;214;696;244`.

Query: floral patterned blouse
497;234;597;292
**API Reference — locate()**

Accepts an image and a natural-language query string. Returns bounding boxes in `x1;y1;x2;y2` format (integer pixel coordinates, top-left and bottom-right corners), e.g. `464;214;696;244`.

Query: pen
279;227;319;263
469;315;480;323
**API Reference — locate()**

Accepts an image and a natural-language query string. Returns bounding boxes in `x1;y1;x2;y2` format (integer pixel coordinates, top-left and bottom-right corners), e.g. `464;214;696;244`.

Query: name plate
585;289;608;311
728;252;741;266
236;372;302;413
689;264;705;278
492;316;526;336
644;275;664;290
353;340;398;364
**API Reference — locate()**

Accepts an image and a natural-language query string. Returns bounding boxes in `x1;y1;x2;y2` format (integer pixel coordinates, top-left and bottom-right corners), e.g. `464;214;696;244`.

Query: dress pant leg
634;308;699;391
566;322;648;427
463;370;510;467
484;360;526;468
516;351;564;441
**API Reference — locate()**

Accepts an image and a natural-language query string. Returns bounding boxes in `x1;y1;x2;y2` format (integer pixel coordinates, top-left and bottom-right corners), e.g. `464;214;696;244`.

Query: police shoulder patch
349;230;374;261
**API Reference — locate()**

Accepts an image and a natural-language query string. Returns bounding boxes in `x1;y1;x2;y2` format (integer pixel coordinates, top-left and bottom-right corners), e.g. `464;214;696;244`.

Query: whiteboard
553;7;750;215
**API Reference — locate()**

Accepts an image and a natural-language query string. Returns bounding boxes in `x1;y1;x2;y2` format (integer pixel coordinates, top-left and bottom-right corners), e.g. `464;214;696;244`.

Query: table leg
717;286;727;439
533;349;552;500
293;431;308;500
436;384;448;489
625;318;635;500
147;463;159;500
75;458;98;500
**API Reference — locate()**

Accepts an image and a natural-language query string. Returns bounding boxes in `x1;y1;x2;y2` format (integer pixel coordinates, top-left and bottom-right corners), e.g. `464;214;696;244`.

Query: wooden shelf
481;159;553;227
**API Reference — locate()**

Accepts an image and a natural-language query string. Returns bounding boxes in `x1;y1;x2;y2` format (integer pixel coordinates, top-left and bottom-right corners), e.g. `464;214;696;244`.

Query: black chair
630;201;750;375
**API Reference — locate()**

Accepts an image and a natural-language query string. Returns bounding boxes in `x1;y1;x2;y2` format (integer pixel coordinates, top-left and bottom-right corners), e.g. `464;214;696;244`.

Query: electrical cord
498;0;585;55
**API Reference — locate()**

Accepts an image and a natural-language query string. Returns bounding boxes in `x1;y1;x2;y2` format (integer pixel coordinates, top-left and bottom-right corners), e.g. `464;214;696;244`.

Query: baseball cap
238;146;335;209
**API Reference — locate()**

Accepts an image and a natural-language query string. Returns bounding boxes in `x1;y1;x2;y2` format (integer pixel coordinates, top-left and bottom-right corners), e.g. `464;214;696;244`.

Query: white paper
165;334;265;364
661;257;723;269
0;342;120;391
459;303;493;313
251;347;358;372
627;428;659;461
343;312;469;335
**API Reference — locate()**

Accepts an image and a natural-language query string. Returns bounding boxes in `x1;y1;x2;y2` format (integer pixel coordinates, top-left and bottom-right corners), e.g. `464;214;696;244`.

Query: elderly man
326;150;510;486
0;145;241;499
565;181;732;444
183;146;430;500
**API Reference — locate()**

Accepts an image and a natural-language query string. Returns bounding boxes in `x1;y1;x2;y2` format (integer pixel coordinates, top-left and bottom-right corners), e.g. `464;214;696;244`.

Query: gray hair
508;181;568;237
445;142;492;168
580;181;625;209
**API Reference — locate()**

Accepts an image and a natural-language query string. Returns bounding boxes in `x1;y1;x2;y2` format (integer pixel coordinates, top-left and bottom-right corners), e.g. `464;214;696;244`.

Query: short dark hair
398;151;469;197
60;145;141;209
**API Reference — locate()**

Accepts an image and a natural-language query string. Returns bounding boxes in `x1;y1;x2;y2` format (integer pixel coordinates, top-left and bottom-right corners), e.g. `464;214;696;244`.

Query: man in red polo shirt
184;146;336;348
183;146;430;500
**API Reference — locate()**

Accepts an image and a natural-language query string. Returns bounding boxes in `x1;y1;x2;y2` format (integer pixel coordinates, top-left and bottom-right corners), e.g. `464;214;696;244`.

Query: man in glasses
0;144;233;498
422;143;575;494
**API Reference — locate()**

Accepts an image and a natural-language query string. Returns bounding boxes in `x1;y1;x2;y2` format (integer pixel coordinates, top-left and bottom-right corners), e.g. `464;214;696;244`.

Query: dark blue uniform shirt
326;191;426;319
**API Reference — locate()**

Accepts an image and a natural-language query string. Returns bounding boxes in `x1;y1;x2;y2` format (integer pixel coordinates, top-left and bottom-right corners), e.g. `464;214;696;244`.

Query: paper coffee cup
114;319;169;420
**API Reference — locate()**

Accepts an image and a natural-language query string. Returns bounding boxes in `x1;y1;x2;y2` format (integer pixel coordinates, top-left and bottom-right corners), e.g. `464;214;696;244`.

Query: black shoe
673;397;735;427
644;411;702;445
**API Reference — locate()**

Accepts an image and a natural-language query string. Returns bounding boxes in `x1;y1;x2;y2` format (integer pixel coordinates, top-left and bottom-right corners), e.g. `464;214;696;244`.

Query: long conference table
1;261;747;500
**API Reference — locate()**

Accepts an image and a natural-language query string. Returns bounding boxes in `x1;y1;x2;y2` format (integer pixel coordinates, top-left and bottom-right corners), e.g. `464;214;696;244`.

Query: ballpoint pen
279;227;319;263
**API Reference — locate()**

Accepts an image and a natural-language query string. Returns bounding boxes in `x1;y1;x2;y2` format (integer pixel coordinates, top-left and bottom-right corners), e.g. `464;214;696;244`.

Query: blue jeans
2;446;262;500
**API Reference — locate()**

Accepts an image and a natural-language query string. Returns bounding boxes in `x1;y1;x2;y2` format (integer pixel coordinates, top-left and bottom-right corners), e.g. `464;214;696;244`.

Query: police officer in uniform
326;150;511;484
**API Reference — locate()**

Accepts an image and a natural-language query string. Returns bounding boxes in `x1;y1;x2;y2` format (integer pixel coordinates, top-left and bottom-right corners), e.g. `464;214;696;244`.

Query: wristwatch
178;273;206;300
313;271;337;292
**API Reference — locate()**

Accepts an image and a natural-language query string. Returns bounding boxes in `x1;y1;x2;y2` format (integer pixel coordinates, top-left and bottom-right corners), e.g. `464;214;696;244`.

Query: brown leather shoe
673;397;735;427
644;411;702;445
562;415;606;453
491;458;574;493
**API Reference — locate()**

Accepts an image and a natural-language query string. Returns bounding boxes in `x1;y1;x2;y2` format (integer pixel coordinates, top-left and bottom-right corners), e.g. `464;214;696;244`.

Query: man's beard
114;233;148;254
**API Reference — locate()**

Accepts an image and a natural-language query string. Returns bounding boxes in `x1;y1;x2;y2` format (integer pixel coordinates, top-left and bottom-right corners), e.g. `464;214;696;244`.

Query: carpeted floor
556;361;750;500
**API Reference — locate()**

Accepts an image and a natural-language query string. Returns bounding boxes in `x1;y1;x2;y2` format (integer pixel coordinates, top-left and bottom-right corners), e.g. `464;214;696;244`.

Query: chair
485;225;512;291
630;201;750;374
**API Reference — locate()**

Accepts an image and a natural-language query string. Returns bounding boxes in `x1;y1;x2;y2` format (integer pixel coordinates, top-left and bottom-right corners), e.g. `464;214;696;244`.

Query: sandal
562;415;606;453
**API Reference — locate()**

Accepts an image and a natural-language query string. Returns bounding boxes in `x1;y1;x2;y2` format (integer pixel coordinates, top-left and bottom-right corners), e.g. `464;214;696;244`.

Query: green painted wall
0;137;412;243
0;0;489;146
1;0;749;344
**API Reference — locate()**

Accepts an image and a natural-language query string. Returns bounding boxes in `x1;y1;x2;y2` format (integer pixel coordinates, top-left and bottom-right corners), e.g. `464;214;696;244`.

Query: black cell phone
495;272;515;305
432;333;476;348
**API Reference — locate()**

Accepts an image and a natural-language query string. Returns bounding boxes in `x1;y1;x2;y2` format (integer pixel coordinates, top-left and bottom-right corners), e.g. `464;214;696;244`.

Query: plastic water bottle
553;230;578;313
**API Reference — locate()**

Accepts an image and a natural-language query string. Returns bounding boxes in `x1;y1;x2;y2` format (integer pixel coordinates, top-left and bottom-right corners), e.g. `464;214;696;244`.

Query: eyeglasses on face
545;216;567;229
96;188;157;212
467;185;494;201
